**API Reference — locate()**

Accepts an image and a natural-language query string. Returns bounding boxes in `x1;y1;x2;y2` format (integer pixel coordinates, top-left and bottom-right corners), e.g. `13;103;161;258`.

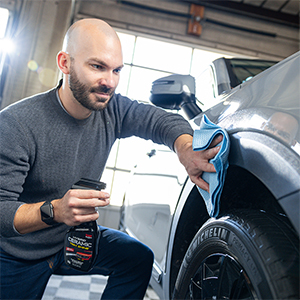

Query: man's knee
127;238;154;270
141;244;154;268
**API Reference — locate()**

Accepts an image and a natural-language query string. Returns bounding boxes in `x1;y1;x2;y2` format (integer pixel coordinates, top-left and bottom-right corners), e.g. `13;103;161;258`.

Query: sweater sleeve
0;109;32;237
113;94;194;151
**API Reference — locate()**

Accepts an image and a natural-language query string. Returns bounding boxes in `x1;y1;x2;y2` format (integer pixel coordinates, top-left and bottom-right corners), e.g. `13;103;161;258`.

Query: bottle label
64;223;99;272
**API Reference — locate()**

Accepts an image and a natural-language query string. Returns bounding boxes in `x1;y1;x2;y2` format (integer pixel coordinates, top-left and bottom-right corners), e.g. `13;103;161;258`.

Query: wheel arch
167;132;300;292
227;130;300;234
168;166;282;296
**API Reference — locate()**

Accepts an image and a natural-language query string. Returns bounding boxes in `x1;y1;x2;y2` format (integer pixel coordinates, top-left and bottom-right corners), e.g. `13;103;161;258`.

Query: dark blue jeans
0;226;154;300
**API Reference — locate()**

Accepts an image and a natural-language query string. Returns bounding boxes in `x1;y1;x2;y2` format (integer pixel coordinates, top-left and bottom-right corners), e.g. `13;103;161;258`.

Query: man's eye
92;64;104;70
114;68;122;74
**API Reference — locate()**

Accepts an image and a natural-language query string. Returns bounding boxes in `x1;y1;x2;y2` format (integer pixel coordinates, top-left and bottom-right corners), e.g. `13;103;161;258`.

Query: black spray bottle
64;179;106;272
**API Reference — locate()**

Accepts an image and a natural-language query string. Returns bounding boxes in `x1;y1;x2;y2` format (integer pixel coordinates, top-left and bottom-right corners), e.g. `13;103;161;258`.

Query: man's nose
99;71;115;89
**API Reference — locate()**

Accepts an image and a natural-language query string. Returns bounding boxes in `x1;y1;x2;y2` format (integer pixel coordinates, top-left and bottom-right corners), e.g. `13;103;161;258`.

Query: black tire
172;210;299;300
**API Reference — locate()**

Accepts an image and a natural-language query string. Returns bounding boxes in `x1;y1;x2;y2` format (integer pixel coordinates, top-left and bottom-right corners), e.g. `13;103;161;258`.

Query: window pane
101;168;114;194
133;37;192;74
0;8;9;38
109;170;132;206
117;31;135;64
115;137;153;170
115;64;131;95
105;140;119;168
195;66;221;111
127;66;171;102
190;49;227;78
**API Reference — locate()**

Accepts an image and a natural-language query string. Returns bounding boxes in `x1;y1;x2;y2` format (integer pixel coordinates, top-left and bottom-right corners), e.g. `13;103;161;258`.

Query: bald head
62;18;122;57
57;18;124;119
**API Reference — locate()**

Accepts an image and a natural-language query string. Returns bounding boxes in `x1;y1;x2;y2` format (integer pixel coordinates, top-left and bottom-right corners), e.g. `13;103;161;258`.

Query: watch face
41;202;53;218
41;201;56;225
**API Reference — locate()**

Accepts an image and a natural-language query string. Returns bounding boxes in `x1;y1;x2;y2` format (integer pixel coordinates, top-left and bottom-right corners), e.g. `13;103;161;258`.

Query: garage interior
0;1;299;298
0;0;299;234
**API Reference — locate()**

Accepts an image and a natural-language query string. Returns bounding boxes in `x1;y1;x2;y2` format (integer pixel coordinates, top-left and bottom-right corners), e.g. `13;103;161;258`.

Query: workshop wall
77;0;298;60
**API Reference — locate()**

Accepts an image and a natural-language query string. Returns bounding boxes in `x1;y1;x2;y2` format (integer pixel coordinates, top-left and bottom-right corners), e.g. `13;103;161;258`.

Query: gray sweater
0;82;193;260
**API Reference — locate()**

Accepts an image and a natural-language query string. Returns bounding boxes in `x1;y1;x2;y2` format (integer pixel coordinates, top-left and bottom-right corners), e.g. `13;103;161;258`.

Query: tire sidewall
173;215;273;299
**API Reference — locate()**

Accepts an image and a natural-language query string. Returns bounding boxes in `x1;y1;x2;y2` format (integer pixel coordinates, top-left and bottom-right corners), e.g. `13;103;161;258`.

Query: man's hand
14;189;110;234
174;134;223;192
53;189;110;226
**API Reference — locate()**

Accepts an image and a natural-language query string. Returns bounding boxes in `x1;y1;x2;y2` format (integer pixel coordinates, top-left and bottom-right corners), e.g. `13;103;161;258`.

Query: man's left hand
174;134;222;192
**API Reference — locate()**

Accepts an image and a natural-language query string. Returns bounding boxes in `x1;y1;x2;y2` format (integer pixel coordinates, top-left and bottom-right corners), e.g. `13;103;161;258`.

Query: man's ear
57;51;70;75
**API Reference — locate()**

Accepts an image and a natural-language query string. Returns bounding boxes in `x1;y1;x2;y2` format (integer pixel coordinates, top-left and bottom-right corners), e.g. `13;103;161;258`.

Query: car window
226;58;277;87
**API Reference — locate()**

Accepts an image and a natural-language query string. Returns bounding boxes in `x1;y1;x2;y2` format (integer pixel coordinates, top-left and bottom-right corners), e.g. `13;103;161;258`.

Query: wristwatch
40;201;57;225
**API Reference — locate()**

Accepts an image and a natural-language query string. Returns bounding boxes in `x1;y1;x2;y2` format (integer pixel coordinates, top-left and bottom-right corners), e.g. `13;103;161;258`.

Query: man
0;18;221;299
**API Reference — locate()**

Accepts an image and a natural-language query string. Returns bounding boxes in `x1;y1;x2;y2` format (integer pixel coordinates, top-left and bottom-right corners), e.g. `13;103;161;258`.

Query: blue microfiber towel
192;114;230;217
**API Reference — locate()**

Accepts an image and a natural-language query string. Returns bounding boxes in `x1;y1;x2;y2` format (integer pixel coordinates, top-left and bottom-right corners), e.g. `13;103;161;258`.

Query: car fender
228;130;300;234
162;129;300;299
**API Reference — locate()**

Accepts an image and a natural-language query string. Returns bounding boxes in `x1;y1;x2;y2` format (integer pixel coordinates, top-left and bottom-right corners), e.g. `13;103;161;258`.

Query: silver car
120;51;300;300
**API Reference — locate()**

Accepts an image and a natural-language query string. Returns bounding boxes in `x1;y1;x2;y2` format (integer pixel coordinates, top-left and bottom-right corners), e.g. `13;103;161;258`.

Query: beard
69;65;115;111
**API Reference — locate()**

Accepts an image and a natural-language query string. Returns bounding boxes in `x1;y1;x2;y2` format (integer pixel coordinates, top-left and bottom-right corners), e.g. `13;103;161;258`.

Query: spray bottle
64;179;106;272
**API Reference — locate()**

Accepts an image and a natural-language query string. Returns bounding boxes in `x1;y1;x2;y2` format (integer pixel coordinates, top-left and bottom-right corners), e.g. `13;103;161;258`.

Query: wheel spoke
230;270;255;300
188;254;255;300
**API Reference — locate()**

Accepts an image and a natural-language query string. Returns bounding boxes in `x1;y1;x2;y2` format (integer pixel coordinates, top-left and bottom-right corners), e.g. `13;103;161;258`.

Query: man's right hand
53;189;110;226
14;189;110;234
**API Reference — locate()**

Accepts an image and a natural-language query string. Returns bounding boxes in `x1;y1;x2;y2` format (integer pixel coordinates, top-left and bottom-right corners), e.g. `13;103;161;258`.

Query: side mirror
150;74;202;120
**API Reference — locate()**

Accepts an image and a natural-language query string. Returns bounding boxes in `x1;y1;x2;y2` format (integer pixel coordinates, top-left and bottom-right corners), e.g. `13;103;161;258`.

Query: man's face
69;58;116;111
67;34;123;112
